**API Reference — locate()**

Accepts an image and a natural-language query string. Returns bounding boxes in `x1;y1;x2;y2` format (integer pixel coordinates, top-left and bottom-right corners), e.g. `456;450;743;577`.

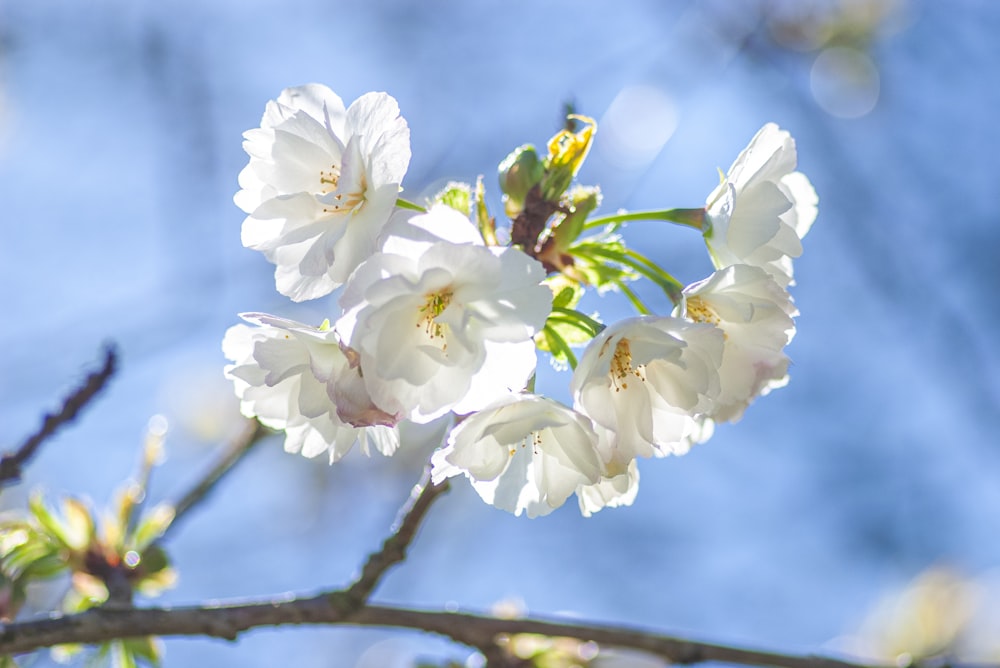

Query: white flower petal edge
431;395;603;518
337;209;552;423
571;317;724;461
677;264;798;423
236;84;411;302
704;123;818;288
222;313;399;463
577;459;640;518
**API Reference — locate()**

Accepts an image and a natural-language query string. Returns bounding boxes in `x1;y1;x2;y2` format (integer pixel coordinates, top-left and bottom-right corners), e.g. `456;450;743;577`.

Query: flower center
320;167;368;215
609;338;645;392
417;290;454;348
685;296;720;326
319;164;341;193
509;431;543;457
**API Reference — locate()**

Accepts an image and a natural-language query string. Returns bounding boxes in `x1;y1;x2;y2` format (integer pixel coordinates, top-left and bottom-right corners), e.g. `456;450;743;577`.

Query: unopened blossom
704;123;818;287
431;395;603;518
571;317;724;460
677;264;798;423
222;313;399;463
337;208;552;423
236;84;411;301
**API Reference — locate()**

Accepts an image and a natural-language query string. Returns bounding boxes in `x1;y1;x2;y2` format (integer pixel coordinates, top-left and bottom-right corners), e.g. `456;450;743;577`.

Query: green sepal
432;181;472;217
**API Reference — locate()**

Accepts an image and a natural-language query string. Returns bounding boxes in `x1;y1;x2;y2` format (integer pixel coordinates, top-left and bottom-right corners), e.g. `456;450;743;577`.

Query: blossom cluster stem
584;207;706;231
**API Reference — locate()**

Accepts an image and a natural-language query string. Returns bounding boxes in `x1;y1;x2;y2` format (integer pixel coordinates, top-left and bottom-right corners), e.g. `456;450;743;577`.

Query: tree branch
0;595;923;668
345;467;450;604
160;418;267;539
0;345;118;489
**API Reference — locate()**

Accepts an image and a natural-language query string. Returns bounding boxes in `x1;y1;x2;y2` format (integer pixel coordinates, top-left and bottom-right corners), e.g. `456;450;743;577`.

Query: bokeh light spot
810;45;880;118
598;85;678;170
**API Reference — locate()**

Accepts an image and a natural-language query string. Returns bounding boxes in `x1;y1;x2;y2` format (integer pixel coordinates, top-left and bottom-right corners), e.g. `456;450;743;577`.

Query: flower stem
584;208;706;232
395;198;427;213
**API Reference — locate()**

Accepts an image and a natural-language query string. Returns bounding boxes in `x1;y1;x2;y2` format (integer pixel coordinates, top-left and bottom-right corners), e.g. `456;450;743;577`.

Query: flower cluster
225;86;817;518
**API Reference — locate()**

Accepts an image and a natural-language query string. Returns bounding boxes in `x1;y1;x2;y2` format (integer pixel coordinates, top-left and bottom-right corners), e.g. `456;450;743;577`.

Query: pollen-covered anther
515;431;544;455
610;338;645;392
417;290;454;346
686;297;726;339
319;164;341;192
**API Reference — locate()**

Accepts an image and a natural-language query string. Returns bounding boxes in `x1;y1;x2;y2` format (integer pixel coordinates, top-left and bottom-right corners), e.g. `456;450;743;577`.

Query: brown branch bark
160;418;267;539
0;345;118;489
0;595;918;668
345;468;450;604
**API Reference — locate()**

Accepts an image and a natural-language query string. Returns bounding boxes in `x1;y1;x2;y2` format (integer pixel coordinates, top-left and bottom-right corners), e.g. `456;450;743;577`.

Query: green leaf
123;637;162;666
538;325;578;370
129;505;175;553
551;286;577;310
110;640;138;668
135;565;178;598
29;493;78;552
4;540;63;580
51;643;84;664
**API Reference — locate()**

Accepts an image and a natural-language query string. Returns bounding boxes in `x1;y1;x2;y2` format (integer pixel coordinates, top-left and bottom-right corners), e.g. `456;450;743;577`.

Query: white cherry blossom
236;84;411;301
677;264;798;423
336;209;552;423
576;439;640;518
222;313;398;463
704;123;818;287
571;317;724;460
431;395;603;518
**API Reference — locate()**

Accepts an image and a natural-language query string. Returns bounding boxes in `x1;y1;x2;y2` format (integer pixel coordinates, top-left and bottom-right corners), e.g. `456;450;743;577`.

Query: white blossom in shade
430;395;603;518
571;317;724;460
677;264;798;423
576;439;640;518
704;123;818;288
235;84;411;302
222;313;399;463
336;214;552;423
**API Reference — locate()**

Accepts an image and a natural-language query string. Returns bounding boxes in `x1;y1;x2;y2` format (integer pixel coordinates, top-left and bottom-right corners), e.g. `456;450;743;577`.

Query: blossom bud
541;115;596;202
432;181;472;217
551;185;601;252
498;144;544;218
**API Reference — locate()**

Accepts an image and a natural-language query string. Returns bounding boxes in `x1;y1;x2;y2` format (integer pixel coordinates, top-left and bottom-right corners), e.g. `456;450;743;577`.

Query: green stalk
615;280;651;315
572;244;683;306
584;207;705;232
396;198;427;213
541;325;578;369
550;306;605;336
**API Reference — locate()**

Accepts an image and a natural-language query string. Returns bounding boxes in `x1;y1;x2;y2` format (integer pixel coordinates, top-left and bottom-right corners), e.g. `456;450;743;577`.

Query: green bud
498;144;544;218
431;181;473;217
551;185;601;252
474;177;498;246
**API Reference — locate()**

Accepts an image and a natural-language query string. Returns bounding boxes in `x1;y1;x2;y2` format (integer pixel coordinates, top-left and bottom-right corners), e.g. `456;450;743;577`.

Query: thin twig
0;595;958;668
0;345;118;489
345;468;450;604
160;419;266;539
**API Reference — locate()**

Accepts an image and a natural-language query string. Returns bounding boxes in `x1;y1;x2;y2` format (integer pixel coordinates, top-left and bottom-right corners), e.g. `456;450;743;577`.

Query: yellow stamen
416;290;454;348
686;296;720;326
609;338;646;392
